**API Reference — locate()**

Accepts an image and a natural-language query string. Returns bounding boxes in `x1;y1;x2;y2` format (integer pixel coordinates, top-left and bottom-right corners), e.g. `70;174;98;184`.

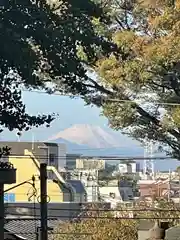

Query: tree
50;0;180;159
0;0;113;155
51;204;138;240
92;0;180;159
51;199;180;240
134;197;180;227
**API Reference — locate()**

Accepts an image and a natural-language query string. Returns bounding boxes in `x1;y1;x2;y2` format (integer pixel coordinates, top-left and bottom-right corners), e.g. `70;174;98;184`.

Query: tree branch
151;81;172;90
84;77;180;143
114;16;125;30
169;75;180;97
131;100;180;140
87;77;113;95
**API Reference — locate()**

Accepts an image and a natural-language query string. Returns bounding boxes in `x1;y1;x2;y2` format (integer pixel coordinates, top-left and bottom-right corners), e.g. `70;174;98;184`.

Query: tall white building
113;161;140;175
69;169;99;202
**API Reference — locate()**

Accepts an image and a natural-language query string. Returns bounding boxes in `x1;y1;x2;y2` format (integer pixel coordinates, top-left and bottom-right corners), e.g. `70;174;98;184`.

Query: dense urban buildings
0;140;179;240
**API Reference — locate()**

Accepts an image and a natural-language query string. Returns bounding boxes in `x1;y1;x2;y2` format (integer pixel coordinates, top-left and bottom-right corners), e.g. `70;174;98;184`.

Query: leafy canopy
52;199;180;240
51;204;138;240
0;0;113;156
55;0;180;159
4;0;180;160
97;0;180;159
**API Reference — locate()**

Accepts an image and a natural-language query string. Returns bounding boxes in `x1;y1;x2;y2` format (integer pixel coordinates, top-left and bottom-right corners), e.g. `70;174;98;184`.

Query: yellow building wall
4;152;65;203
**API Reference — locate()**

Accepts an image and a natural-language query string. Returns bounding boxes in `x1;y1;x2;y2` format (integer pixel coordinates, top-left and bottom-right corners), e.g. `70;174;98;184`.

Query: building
5;149;73;202
0;141;74;203
113;161;140;175
74;158;105;202
4;218;61;240
69;169;100;202
99;178;135;205
0;141;66;171
138;179;180;200
66;180;87;202
99;180;122;204
66;153;82;170
119;179;134;201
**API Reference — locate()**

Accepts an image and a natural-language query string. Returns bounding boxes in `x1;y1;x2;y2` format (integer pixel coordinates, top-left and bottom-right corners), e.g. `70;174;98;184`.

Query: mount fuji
47;124;143;156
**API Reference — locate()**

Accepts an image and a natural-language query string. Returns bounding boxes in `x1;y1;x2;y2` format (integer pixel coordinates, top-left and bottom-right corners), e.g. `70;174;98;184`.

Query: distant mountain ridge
47;124;143;156
48;137;143;157
48;124;179;169
48;124;127;148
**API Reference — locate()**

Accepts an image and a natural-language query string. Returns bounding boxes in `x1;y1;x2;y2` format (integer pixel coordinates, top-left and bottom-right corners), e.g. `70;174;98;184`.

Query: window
49;153;56;164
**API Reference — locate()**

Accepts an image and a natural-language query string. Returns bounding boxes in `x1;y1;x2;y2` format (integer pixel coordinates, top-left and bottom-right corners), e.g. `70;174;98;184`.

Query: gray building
0;141;66;172
66;154;82;170
66;180;87;202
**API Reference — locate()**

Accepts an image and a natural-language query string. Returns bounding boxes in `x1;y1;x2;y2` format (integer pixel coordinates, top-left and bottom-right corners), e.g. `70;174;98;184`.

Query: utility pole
0;184;4;240
168;169;171;202
0;163;16;240
40;163;48;240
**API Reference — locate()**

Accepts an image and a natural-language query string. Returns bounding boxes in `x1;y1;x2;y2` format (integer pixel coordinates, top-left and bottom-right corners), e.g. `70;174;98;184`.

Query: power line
5;206;180;212
56;145;144;150
6;155;174;162
69;145;143;150
22;89;180;106
4;215;180;220
0;144;146;151
6;154;174;160
0;141;148;151
6;232;93;235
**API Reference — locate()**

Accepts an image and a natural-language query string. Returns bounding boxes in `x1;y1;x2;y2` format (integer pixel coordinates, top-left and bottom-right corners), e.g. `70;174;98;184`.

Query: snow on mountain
46;124;180;170
47;124;125;148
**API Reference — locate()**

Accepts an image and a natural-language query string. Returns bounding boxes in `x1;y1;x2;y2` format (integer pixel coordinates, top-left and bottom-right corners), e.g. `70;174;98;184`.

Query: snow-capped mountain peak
47;124;120;148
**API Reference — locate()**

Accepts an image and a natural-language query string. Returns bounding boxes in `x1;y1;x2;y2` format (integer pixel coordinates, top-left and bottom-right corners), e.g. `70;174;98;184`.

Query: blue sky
1;90;179;170
1;91;109;141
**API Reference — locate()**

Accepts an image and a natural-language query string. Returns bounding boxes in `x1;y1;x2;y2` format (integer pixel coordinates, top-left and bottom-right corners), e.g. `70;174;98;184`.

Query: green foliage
4;0;180;160
0;0;115;154
51;199;180;240
96;0;180;159
135;198;180;227
0;147;11;158
176;166;180;174
51;0;180;159
51;204;138;240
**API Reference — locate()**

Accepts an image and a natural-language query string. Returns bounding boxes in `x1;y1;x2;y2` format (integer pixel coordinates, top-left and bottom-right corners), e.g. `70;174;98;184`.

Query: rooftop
66;180;86;194
5;218;61;240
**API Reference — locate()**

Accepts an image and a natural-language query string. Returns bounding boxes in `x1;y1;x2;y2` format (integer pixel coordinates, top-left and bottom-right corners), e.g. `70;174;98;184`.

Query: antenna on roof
32;133;35;150
16;132;21;142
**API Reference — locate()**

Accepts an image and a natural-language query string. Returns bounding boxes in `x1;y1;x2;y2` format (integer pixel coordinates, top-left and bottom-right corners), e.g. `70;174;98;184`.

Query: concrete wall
99;186;122;200
4;150;70;203
5;202;111;220
74;193;86;203
138;230;149;240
